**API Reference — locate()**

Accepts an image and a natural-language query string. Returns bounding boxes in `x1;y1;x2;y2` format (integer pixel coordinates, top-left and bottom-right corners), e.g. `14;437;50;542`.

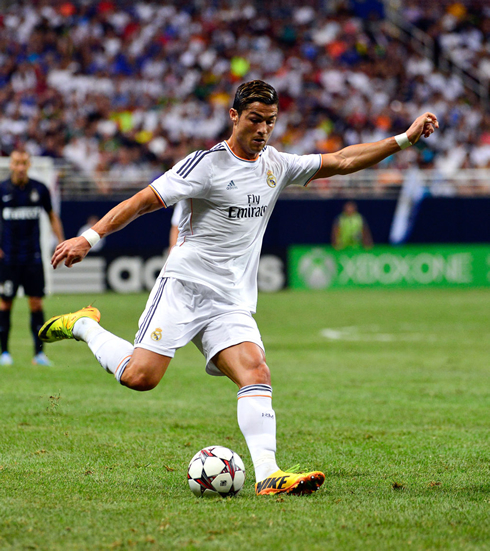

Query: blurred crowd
1;0;489;195
404;0;490;79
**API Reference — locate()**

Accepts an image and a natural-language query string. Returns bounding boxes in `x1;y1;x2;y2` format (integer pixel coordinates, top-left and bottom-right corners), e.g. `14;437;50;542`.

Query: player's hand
51;236;91;268
406;112;439;145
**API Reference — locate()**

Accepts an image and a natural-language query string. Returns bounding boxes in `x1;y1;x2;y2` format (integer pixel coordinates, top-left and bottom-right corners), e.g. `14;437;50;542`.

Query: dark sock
31;310;45;355
0;310;11;353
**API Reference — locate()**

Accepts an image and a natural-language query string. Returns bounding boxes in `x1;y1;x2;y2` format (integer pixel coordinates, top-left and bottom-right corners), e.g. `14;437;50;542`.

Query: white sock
73;318;133;383
237;384;279;482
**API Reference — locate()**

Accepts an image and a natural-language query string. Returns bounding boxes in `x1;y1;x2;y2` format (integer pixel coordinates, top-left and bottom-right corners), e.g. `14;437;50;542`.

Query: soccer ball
187;446;245;498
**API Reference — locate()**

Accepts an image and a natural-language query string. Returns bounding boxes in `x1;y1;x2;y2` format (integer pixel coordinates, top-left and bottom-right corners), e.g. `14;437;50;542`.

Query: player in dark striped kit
0;150;64;366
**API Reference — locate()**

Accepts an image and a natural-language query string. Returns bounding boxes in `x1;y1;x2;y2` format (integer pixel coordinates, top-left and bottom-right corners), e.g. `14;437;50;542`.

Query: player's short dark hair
232;80;279;115
10;147;28;157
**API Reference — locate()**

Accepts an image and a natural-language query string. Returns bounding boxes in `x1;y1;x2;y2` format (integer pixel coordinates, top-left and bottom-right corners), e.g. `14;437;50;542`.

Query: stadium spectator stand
0;0;488;197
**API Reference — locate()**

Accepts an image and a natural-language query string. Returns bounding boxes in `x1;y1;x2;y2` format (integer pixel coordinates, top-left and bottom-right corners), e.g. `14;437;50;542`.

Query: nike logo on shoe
255;469;325;495
255;475;290;493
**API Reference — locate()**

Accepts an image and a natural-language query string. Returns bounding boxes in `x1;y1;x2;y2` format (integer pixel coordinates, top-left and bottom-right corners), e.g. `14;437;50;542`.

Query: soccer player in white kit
40;81;439;496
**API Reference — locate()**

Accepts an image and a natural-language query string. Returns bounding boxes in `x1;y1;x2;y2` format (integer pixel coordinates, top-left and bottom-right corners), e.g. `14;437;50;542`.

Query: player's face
344;202;357;216
229;102;278;160
10;152;30;184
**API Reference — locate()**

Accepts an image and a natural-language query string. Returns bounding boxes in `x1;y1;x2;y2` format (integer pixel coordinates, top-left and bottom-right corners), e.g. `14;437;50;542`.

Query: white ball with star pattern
187;446;245;498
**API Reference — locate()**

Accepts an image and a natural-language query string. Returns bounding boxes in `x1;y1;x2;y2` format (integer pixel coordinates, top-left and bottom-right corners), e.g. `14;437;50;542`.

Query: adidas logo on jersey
226;180;237;190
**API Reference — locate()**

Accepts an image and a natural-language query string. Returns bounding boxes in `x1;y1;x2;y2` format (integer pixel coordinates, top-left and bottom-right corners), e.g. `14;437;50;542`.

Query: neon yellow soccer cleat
255;468;325;496
38;306;101;343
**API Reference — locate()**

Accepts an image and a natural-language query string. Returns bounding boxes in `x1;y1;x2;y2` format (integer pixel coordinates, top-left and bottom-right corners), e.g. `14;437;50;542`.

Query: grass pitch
1;289;490;550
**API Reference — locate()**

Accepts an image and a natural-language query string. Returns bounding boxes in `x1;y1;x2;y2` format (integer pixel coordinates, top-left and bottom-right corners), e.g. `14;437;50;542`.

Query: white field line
320;327;439;342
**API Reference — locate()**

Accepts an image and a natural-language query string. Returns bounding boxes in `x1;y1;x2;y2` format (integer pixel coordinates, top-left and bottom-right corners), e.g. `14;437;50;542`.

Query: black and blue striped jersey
0;177;53;264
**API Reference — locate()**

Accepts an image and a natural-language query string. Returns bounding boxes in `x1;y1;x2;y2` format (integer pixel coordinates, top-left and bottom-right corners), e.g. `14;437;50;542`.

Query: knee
28;297;43;312
120;362;159;391
247;353;271;386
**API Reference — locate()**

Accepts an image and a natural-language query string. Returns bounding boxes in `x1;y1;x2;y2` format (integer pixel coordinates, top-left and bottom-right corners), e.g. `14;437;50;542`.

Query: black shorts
0;263;45;299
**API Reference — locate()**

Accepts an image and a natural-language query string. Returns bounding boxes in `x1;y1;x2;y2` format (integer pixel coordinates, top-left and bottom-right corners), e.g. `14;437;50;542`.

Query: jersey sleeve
149;151;210;207
282;153;323;187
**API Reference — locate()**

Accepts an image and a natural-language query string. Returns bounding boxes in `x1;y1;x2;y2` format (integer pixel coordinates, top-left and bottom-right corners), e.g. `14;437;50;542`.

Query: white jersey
150;141;321;312
170;201;184;227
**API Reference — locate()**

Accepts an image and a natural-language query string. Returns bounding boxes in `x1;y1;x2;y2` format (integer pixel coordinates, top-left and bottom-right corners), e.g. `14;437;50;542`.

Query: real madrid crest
151;327;163;341
266;169;277;188
30;189;40;202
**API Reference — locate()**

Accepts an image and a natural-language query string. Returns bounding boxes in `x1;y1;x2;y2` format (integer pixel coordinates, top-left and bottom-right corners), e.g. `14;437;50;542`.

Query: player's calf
214;342;271;387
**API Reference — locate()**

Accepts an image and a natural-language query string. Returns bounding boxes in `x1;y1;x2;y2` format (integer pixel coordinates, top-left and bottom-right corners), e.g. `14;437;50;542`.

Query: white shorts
134;277;264;376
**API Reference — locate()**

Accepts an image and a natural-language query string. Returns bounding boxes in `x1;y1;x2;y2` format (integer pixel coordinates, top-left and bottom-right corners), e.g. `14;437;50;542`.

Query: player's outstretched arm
316;112;439;179
48;211;65;243
52;187;163;268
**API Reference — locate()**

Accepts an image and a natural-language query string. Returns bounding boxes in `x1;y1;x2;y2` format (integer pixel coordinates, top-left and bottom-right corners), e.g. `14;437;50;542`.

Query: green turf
1;289;490;550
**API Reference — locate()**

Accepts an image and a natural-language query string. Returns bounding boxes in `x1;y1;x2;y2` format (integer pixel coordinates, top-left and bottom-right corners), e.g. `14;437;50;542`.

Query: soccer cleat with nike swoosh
38;306;101;343
255;468;325;496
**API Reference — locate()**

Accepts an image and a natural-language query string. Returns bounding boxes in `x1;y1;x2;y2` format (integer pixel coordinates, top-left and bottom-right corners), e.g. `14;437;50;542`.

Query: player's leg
0;263;18;365
214;342;325;495
22;263;51;365
39;304;130;375
39;278;184;389
0;298;13;365
199;305;325;496
39;304;170;387
119;349;171;390
199;316;279;483
213;342;278;478
28;297;51;365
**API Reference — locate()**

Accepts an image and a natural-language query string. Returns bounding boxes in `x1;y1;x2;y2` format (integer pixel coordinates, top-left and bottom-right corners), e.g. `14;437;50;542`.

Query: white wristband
81;228;101;248
395;133;412;150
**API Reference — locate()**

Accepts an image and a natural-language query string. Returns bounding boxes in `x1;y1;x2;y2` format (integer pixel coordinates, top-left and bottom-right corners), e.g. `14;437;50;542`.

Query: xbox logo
298;249;337;289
